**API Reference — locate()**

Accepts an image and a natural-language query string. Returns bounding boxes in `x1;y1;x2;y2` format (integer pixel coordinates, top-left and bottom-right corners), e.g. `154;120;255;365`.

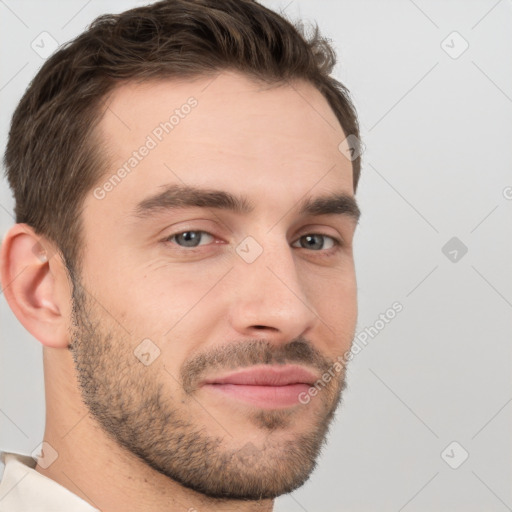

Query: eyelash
162;230;343;255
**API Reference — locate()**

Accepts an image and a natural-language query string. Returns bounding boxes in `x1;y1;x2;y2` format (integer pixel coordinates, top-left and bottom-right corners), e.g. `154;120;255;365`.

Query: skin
0;71;359;512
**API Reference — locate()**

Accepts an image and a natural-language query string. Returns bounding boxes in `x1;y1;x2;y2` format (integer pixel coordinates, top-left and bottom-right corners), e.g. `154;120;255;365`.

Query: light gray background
1;0;511;510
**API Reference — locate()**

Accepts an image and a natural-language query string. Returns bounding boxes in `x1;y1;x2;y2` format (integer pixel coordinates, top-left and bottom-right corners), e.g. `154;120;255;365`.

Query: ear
0;223;72;349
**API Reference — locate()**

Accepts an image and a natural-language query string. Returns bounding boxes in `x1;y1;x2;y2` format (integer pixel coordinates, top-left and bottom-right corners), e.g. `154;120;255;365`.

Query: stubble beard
68;276;348;500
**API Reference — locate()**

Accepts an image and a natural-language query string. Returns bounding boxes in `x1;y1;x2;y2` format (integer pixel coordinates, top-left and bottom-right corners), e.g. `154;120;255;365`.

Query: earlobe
0;223;71;349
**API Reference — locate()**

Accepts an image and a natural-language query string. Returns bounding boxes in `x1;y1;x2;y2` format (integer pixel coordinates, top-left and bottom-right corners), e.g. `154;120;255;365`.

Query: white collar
0;451;99;511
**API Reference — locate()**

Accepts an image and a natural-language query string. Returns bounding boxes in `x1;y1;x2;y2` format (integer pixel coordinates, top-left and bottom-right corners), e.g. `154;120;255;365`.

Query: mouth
199;365;319;409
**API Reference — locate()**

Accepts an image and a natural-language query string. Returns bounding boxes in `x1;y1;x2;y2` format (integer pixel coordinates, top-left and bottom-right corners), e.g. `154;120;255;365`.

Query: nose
227;235;318;341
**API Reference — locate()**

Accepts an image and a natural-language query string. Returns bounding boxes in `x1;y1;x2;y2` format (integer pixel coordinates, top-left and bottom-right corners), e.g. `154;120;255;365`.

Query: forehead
90;71;354;224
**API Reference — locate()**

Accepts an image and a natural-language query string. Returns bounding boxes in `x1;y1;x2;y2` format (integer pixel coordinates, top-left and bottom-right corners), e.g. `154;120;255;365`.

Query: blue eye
163;231;340;253
165;230;214;248
291;234;338;251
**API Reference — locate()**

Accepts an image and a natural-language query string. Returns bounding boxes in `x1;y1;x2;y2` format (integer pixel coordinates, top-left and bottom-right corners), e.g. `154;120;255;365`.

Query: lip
201;365;319;386
199;365;319;409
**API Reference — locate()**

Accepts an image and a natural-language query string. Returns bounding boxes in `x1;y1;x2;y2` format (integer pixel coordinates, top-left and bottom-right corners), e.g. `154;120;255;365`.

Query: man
0;0;361;510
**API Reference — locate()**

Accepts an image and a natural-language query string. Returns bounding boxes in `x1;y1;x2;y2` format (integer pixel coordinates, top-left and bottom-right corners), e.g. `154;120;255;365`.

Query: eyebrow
131;184;361;223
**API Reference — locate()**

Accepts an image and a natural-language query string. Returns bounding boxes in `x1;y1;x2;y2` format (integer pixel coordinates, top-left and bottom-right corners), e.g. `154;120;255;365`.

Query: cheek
310;270;358;342
113;268;224;359
106;263;213;322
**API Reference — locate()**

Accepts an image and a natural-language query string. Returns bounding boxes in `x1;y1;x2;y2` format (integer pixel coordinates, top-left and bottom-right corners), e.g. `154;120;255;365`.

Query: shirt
0;451;99;511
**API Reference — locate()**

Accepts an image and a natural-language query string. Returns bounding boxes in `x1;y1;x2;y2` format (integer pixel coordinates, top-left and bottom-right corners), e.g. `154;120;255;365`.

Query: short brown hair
4;0;361;279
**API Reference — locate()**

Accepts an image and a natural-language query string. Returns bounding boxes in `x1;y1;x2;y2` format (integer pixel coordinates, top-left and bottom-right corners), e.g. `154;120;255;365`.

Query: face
69;71;359;500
